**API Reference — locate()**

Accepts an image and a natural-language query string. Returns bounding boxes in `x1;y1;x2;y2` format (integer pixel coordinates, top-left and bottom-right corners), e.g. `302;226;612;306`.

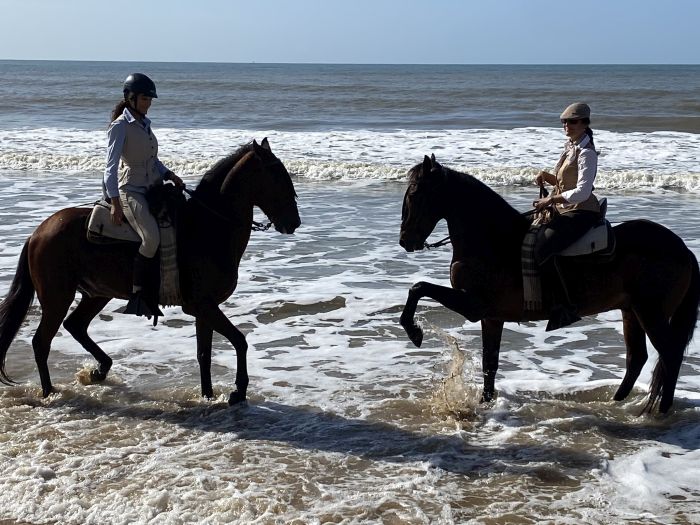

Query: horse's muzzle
399;236;422;252
275;217;301;234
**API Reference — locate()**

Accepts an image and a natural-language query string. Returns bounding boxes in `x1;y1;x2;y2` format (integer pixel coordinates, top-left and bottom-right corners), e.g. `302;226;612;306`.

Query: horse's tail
671;250;700;350
644;249;700;413
0;240;36;385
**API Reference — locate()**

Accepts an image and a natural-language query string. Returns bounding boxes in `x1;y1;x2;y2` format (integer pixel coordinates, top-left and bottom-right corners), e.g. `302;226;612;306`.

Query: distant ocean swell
1;127;698;190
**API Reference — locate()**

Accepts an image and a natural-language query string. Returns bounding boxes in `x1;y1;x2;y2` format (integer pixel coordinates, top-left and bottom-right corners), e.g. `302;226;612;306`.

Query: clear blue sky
1;0;698;64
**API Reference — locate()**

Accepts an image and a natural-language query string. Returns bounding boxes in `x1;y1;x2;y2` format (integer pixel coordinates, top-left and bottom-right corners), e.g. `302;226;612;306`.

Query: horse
399;154;699;414
0;138;300;405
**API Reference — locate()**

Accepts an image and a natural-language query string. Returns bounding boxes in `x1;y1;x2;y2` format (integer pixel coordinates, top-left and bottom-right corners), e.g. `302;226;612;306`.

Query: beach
0;61;699;524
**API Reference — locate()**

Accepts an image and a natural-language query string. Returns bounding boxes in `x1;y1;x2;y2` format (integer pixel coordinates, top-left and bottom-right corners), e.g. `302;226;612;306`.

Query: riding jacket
104;108;172;199
552;134;600;215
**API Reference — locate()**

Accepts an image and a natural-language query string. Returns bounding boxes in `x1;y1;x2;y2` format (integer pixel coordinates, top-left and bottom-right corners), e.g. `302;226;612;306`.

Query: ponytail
581;117;596;153
110;100;129;124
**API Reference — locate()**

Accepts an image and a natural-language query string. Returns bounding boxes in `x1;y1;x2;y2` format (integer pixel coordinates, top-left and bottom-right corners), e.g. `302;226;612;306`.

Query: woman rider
532;102;601;331
104;73;184;319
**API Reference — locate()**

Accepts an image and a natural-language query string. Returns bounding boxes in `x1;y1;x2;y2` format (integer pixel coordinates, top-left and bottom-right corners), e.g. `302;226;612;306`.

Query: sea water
0;61;699;524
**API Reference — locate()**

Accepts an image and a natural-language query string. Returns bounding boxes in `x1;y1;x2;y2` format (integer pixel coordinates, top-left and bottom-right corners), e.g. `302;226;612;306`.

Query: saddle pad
521;223;543;312
158;220;181;307
87;200;141;243
560;220;613;257
87;200;182;306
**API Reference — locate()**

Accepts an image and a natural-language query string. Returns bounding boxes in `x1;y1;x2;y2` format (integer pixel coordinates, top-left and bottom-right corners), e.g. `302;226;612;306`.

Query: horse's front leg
195;317;214;399
400;281;484;347
191;302;249;405
480;319;503;403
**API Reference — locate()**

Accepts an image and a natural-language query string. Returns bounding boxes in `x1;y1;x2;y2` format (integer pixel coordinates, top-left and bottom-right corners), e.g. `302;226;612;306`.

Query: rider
104;73;184;319
532;102;601;331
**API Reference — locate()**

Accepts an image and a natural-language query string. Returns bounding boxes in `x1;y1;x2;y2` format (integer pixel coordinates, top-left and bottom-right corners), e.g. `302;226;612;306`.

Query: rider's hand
168;172;185;189
532;196;552;210
535;170;548;186
110;198;124;226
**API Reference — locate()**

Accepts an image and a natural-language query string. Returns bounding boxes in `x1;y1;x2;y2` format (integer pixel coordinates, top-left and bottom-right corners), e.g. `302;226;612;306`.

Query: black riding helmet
123;73;158;100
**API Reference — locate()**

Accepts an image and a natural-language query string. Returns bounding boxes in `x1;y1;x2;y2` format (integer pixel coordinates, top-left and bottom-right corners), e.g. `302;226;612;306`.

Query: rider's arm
560;148;598;204
104;120;126;199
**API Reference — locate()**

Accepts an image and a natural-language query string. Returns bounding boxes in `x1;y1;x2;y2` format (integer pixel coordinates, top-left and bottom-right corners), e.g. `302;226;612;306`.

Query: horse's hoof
228;390;247;405
406;326;423;347
480;389;496;403
90;369;108;383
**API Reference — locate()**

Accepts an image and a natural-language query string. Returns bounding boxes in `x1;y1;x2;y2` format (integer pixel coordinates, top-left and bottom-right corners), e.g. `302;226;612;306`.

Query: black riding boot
542;257;581;332
124;253;164;321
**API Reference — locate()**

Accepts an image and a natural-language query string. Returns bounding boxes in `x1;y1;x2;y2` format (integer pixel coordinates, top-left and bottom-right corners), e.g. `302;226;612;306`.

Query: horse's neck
444;174;529;260
190;176;255;262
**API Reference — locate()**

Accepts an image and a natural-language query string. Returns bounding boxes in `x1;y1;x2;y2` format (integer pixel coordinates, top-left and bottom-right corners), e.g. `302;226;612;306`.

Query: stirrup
124;293;164;319
545;305;581;332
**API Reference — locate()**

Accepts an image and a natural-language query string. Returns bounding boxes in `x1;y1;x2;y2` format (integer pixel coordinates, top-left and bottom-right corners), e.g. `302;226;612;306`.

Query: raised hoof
404;324;424;347
228;390;247;406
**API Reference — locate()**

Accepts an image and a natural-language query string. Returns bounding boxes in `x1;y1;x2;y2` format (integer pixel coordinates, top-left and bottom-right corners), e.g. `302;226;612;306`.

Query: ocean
0;61;699;524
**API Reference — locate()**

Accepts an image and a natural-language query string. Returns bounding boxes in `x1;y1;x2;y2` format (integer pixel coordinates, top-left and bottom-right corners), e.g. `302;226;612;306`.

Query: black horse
399;155;699;413
0;139;300;405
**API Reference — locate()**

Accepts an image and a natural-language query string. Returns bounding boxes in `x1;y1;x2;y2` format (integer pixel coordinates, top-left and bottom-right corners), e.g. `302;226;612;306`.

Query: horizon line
1;58;698;67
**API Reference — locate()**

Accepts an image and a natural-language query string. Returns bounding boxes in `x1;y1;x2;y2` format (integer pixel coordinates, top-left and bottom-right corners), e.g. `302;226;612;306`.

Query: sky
1;0;698;64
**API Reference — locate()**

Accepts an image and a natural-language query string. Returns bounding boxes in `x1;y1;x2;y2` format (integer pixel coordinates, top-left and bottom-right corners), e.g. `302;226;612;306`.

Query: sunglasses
561;118;582;125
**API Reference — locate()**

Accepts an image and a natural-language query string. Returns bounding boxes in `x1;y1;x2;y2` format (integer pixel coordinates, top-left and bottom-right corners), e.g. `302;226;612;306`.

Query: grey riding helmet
123;73;158;100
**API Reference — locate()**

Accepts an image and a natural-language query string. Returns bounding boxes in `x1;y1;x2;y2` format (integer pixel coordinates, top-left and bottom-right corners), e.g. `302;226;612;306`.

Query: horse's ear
260;137;271;151
422;155;432;175
252;139;266;156
431;153;436;164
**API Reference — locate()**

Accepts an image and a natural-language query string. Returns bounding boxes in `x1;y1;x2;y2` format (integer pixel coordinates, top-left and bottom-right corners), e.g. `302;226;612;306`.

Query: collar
122;107;152;129
566;133;590;150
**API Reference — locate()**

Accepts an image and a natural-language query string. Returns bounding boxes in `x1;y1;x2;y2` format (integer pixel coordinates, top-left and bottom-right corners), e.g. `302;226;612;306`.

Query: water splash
423;321;482;421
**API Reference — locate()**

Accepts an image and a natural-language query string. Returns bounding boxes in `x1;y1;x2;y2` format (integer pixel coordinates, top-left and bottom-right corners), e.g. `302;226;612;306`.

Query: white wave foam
1;127;699;190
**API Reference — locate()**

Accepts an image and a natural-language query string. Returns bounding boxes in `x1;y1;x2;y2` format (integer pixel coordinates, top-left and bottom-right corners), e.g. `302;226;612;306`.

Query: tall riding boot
543;257;581;331
124;253;164;320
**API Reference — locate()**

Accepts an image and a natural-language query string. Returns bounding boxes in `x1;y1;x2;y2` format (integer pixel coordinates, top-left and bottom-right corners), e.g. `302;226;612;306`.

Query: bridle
421;182;547;250
181;153;284;232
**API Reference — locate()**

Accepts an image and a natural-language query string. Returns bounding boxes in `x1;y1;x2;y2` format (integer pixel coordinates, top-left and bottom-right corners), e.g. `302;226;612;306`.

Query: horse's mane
409;162;529;244
408;163;521;219
194;142;256;198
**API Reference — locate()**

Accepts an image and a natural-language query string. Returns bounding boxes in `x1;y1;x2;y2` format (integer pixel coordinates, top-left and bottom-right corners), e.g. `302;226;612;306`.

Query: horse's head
399;154;447;252
221;138;301;234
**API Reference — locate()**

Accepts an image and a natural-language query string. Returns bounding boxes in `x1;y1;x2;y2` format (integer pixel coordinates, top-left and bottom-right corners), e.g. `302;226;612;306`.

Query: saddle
559;198;615;257
522;198;615;312
86;185;185;307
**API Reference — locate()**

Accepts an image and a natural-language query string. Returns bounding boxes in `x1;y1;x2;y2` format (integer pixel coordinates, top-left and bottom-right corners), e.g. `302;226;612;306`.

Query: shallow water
0;174;699;524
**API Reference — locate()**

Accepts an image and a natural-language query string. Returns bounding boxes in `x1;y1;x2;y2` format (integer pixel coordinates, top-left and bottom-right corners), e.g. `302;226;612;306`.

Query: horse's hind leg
614;309;648;401
634;306;684;413
32;293;75;397
63;296;112;382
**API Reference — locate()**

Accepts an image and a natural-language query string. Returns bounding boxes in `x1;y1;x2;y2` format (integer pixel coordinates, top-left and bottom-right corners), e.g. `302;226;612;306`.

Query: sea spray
421;321;483;421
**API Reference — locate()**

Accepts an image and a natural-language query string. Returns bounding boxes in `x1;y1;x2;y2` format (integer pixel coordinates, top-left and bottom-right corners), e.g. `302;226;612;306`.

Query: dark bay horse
399;155;699;414
0;138;300;405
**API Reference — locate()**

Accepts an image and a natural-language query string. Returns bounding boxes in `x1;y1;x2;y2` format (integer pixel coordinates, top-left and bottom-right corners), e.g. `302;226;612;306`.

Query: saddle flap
559;219;614;257
86;200;141;243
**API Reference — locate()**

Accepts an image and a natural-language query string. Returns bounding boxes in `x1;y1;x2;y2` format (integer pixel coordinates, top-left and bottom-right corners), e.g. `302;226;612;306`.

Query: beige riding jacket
104;108;169;198
552;134;600;214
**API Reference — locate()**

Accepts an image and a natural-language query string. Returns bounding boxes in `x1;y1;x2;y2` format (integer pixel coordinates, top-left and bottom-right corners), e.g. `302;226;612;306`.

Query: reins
183;187;272;232
422;183;549;250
